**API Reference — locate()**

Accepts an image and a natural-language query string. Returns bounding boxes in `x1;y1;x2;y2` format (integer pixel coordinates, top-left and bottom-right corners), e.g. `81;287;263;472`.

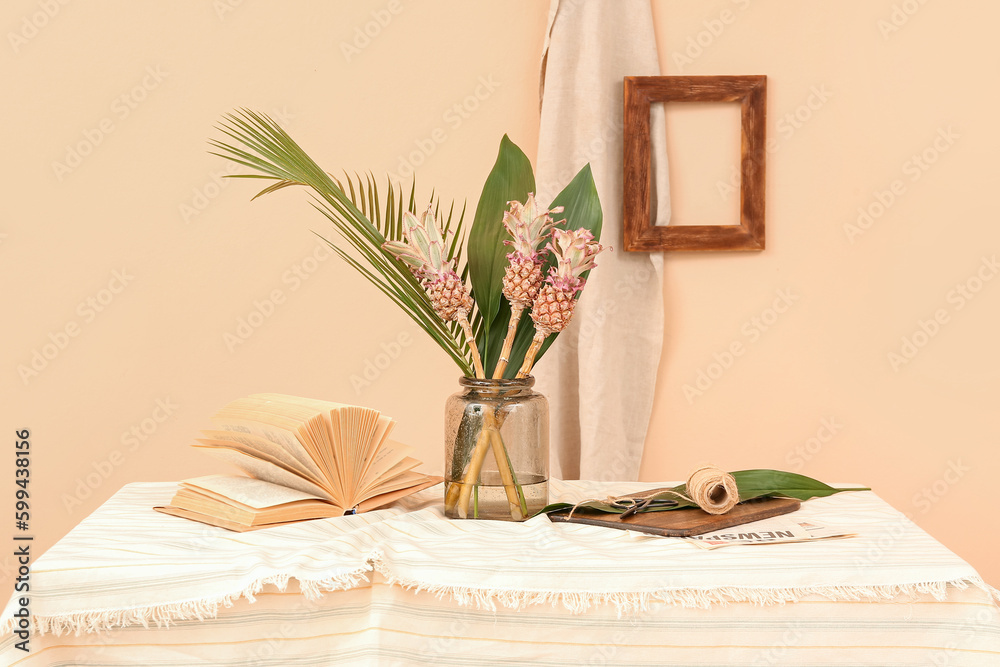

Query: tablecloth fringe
7;560;998;635
7;566;371;637
372;558;1000;616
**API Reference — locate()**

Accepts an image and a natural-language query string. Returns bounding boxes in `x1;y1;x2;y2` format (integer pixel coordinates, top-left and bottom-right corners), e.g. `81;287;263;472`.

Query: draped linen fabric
534;0;670;481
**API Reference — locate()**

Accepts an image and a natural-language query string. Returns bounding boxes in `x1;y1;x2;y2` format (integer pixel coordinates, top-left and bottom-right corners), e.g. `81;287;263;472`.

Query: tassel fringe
2;567;370;638
5;557;998;637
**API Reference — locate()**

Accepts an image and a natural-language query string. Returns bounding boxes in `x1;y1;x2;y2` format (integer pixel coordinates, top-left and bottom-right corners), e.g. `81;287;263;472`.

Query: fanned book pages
154;393;442;531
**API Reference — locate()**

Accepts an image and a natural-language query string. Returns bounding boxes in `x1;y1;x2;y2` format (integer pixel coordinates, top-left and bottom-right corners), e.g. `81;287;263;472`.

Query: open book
154;393;441;531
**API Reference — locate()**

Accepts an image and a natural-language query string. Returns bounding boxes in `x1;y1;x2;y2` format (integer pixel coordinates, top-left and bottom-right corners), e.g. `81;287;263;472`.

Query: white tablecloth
2;480;999;666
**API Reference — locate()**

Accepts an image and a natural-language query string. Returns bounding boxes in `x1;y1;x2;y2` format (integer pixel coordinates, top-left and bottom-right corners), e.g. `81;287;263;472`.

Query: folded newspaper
679;517;854;549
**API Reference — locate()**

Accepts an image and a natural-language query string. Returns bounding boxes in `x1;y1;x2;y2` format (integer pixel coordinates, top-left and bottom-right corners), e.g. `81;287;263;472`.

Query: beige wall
642;0;1000;587
2;0;997;594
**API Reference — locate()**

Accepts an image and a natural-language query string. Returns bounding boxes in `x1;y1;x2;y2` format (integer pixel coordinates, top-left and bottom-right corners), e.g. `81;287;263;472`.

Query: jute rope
567;465;740;518
685;465;740;514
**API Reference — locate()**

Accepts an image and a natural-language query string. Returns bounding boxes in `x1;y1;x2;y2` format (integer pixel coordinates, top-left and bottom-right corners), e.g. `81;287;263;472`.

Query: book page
216;395;333;447
192;446;337;502
216;395;340;490
249;395;347;501
201;394;429;517
254;392;352;477
251;393;349;412
353;470;435;507
153;506;275;533
211;410;315;476
356;455;420;498
347;407;383;492
169;487;257;525
355;476;443;513
156;501;344;532
356;415;395;487
293;414;343;505
199;430;325;485
159;483;345;530
357;439;414;493
326;409;350;505
183;475;328;510
243;393;393;502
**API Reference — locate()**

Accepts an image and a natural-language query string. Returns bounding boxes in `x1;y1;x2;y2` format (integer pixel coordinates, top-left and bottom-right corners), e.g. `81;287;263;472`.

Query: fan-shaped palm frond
209;109;476;375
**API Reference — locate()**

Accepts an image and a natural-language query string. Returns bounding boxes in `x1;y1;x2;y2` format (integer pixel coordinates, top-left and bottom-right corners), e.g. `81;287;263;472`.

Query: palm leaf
210;109;475;376
331;175;480;364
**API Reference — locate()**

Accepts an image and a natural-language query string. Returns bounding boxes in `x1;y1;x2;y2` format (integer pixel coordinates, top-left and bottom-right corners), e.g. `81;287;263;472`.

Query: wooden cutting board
547;496;801;537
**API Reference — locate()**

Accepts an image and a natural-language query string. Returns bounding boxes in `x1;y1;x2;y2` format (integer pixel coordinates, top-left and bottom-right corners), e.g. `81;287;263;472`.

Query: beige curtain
534;0;669;481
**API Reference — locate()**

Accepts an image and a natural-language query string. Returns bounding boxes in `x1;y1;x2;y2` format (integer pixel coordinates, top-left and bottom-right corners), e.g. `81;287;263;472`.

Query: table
2;481;999;666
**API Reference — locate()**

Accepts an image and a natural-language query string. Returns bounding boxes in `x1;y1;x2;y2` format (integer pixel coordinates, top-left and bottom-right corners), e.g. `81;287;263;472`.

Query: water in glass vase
444;376;549;521
445;472;548;520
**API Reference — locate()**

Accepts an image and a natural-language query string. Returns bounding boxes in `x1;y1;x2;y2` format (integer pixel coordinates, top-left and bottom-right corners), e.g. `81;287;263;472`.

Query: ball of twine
685;465;740;515
567;464;742;518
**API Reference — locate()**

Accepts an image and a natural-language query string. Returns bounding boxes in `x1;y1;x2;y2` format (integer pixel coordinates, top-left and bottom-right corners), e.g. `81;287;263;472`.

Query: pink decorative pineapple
492;194;563;378
383;206;484;377
517;228;604;378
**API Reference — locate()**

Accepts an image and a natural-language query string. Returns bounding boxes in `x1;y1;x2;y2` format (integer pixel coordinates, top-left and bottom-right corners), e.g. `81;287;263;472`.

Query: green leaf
534;470;869;517
493;163;603;378
468;136;534;375
728;470;870;501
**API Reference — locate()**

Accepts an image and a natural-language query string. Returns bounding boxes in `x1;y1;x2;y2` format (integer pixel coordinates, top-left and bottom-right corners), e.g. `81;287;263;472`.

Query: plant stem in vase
444;377;548;520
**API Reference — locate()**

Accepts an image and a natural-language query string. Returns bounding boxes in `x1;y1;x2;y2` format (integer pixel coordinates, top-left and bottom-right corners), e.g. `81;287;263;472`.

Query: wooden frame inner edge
624;75;767;252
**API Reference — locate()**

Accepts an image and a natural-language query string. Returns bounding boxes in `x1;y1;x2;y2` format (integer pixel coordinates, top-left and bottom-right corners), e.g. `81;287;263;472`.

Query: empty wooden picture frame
624;75;767;251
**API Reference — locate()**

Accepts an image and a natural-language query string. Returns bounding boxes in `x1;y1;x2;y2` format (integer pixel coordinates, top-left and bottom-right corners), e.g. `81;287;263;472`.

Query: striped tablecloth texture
1;480;998;665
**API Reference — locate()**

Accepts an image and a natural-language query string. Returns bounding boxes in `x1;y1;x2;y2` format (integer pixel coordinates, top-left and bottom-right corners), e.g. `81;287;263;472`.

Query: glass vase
443;376;548;521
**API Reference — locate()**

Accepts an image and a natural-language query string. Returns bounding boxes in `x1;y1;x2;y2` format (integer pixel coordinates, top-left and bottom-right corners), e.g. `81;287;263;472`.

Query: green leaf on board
536;470;870;516
727;470;870;501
